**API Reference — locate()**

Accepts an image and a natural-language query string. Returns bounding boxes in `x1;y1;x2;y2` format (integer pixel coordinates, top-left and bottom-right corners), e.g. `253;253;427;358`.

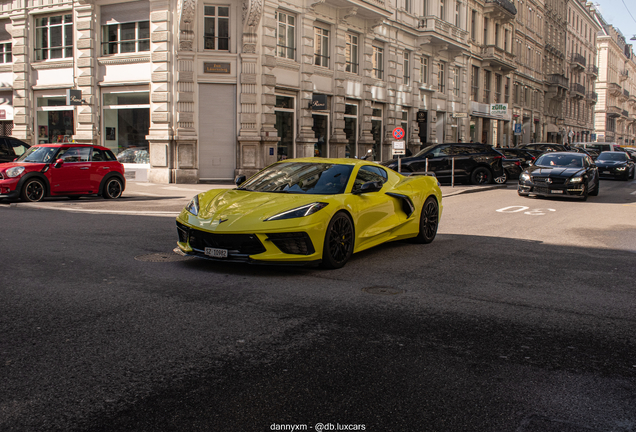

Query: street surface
1;179;635;431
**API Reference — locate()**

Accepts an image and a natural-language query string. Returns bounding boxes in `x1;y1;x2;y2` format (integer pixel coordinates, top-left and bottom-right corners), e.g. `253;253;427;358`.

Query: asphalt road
1;179;635;432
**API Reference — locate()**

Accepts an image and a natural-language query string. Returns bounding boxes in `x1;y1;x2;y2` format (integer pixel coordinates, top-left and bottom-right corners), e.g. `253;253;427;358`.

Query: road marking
496;206;556;215
15;204;179;217
631;190;636;195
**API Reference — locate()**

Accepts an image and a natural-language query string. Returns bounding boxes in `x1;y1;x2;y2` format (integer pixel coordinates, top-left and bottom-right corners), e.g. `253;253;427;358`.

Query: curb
441;184;508;197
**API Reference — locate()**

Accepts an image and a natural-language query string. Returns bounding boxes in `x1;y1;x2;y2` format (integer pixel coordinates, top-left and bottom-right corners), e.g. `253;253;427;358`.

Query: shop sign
417;111;427;122
204;62;231;74
311;94;327;110
452;112;467;118
490;103;508;116
66;89;83;106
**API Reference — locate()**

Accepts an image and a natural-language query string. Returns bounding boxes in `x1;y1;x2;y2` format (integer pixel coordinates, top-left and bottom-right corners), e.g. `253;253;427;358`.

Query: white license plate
603;171;610;174
551;190;564;194
205;247;228;258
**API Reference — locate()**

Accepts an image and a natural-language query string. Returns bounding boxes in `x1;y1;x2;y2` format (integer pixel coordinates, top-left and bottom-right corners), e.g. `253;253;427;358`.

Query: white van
572;142;622;152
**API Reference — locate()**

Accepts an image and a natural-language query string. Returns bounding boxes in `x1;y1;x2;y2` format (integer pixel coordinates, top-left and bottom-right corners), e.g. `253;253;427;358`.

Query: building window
314;26;329;67
35;14;73;60
276;11;295;60
275;95;295;160
373;45;384;79
455;1;460;27
504;29;509;52
405;0;411;13
483;70;491;103
102;21;150;55
0;43;11;63
344;103;358;158
483;17;488;45
371;106;383;160
204;6;229;50
423;0;429;15
36;95;74;143
514;82;520;105
102;91;150;162
471;10;477;40
403;51;410;86
452;67;460;97
505;77;510;103
440;0;445;21
524;86;530;107
345;33;358;73
420;56;429;84
438;62;445;94
471;65;479;100
401;110;409;143
495;74;502;103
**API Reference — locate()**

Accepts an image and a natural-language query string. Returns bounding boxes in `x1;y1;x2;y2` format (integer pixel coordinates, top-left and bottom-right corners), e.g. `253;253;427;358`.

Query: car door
450;144;476;179
89;148;119;191
412;144;452;180
48;147;92;193
350;165;405;250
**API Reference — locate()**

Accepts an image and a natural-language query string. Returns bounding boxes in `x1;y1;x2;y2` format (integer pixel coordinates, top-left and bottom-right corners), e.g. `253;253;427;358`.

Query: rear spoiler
404;171;437;177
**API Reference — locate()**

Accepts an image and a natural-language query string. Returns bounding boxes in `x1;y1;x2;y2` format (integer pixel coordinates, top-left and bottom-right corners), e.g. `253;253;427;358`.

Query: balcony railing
607;105;621;117
571;53;586;68
608;83;622;96
587;65;599;76
548;74;569;88
570;83;585;97
485;0;517;15
622;109;629;117
480;45;516;72
624;89;630;98
586;92;598;102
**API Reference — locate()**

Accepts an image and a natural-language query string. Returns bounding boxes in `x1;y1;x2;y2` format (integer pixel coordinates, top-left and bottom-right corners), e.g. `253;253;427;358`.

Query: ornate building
542;0;567;143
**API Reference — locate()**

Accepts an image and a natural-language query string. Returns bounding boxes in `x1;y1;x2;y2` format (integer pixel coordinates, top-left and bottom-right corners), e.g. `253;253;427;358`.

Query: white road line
17;205;179;217
631;190;636;195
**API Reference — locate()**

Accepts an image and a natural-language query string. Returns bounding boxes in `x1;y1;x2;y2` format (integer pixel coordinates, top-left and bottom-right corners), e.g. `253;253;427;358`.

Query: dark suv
380;143;504;184
0;137;31;163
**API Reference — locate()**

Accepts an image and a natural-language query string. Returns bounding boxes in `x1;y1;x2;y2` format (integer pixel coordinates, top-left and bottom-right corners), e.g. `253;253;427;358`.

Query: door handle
80;167;89;170
102;167;110;170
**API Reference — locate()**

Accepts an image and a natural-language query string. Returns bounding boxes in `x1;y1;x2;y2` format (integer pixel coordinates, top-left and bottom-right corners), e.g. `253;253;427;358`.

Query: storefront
36;92;75;144
274;94;295;161
0;91;12;136
344;102;358;158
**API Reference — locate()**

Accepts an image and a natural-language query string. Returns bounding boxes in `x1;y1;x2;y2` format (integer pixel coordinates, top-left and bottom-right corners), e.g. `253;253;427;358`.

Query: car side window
0;139;10;156
429;145;452;157
91;148;104;162
58;147;91;163
353;166;387;192
9;139;29;156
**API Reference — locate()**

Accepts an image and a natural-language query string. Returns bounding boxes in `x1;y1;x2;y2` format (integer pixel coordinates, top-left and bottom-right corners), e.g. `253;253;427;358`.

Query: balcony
570;83;585;99
586;92;598;104
417;16;469;58
315;0;391;20
480;45;516;73
483;0;517;24
570;53;586;71
619;88;629;102
587;65;599;77
608;83;622;97
619;69;629;81
606;105;621;118
622;109;629;118
546;74;569;100
548;74;569;88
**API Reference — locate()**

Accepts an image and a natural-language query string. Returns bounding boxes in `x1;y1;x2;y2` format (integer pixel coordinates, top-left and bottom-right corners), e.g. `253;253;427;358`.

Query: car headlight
569;176;583;183
616;167;626;171
265;202;329;221
520;173;531;181
185;194;200;216
5;166;25;178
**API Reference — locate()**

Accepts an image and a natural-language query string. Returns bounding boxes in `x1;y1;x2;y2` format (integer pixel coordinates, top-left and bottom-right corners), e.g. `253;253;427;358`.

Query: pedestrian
458;138;462;143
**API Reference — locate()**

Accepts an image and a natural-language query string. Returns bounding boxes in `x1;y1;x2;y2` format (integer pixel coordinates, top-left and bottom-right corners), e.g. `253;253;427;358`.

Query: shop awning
545;123;559;133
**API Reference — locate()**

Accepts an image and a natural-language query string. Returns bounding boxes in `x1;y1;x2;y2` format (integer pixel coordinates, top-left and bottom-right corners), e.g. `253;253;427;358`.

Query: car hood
0;161;45;171
595;160;627;167
526;166;585;177
193;188;335;230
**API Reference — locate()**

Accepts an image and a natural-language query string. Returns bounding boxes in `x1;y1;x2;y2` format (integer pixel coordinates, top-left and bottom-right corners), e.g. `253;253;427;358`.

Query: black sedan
595;151;635;180
518;152;599;200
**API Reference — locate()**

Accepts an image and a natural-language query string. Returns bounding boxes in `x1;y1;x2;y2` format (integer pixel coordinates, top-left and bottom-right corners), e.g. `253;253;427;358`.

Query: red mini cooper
0;143;125;202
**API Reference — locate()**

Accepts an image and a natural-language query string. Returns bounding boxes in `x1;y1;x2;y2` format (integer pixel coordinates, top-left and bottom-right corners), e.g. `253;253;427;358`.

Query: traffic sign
392;127;405;140
392;140;405;155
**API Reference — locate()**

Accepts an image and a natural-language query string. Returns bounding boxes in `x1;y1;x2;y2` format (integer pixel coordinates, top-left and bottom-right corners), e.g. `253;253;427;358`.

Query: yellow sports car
176;158;442;269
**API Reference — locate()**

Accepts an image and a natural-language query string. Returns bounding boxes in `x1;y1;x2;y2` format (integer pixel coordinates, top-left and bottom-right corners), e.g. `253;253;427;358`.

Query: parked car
497;147;536;167
518;152;599;200
0;143;125;202
495;157;523;184
380;143;504;185
517;143;568;156
176;158;442;269
623;147;636;162
0;136;31;163
572;142;622;153
594;151;635;180
116;147;150;164
569;146;599;159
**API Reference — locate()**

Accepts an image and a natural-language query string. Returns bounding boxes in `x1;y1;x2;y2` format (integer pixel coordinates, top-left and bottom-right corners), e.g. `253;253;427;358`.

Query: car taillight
494;155;503;159
515;161;521;166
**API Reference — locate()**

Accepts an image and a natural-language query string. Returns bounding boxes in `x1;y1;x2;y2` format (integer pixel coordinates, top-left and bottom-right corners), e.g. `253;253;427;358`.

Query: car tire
21;178;45;202
588;180;599;196
103;177;123;199
68;196;81;200
471;167;492;185
630;168;635;179
413;196;439;244
581;183;588;201
321;212;354;269
494;170;508;184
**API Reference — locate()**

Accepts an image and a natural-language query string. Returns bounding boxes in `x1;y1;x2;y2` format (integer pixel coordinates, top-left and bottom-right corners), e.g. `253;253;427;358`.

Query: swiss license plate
551;190;564;194
603;171;610;174
205;247;228;258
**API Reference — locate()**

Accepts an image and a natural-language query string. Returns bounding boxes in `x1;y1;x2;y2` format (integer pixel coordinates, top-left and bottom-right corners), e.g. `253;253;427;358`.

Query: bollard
452;157;455;188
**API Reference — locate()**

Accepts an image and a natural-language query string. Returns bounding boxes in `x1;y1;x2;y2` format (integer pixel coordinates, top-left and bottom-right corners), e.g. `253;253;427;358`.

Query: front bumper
597;168;628;179
0;177;21;200
518;180;586;198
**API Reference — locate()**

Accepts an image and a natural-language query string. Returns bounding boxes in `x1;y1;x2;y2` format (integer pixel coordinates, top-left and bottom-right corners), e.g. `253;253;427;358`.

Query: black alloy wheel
21;178;45;202
103;178;123;199
413;196;439;244
321;212;354;269
471;167;492;185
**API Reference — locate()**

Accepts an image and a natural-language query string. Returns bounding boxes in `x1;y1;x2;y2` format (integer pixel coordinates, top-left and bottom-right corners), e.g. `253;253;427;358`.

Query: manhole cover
361;286;405;295
135;249;193;262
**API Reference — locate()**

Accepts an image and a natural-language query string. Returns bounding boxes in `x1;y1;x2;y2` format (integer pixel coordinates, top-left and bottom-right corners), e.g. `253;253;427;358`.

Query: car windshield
597;152;627;161
15;146;59;163
239;162;354;195
536;154;584;168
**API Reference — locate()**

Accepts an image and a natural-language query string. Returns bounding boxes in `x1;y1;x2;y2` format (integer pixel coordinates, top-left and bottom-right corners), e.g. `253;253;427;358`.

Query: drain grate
362;286;405;296
135;249;194;262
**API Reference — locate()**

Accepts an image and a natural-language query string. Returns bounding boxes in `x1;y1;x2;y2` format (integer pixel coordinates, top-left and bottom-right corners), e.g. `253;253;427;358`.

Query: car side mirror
353;181;383;194
53;158;64;168
235;175;246;186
